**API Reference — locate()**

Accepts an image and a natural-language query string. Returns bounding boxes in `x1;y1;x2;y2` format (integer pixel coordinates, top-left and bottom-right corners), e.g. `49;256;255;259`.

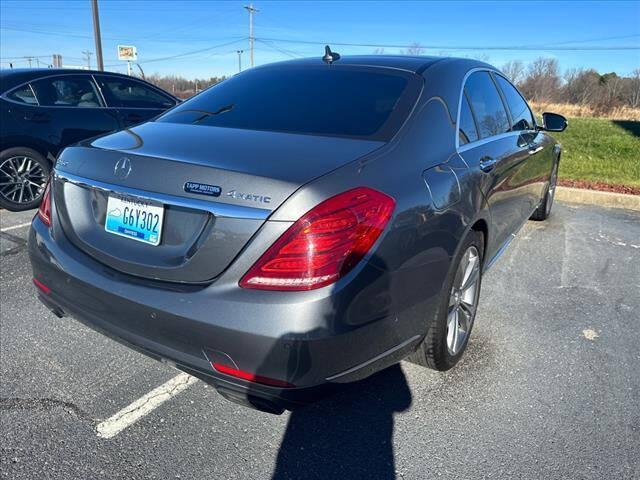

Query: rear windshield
157;66;421;141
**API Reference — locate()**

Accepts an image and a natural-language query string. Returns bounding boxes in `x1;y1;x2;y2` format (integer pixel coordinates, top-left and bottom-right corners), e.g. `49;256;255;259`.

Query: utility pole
243;4;258;67
82;50;93;69
237;50;244;73
27;57;33;68
91;0;104;71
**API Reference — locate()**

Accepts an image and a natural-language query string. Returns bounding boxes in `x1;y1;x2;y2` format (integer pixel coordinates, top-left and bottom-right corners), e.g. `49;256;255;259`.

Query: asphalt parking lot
1;201;639;479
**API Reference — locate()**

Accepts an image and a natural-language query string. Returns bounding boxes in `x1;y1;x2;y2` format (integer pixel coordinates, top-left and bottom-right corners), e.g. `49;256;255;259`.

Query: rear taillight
240;187;395;291
37;180;52;227
33;278;51;295
212;363;294;388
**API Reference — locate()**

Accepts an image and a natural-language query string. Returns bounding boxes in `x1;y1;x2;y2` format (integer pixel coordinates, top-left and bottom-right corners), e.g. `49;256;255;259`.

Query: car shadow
612;120;640;138
271;364;411;480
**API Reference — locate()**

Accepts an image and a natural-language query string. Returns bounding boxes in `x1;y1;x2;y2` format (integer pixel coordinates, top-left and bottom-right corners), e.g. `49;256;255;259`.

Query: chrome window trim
455;67;524;152
2;82;42;107
93;73;177;109
90;74;109;108
54;170;271;220
27;84;40;106
491;71;538;131
457;130;524;153
1;73;107;109
1;72;176;110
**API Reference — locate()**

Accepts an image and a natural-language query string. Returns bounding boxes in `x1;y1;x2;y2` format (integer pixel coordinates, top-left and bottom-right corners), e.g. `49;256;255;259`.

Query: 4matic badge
226;189;272;204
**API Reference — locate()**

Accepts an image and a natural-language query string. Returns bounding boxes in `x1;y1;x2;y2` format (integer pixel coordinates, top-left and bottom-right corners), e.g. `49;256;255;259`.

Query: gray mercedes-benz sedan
29;53;566;413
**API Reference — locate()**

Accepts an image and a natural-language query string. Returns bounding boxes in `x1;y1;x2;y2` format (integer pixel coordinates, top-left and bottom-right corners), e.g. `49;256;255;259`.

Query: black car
0;68;179;211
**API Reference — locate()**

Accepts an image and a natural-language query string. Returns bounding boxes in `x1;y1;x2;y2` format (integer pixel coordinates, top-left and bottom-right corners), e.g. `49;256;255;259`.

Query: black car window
31;76;102;108
494;74;535;131
464;71;510;139
458;93;478;145
157;66;422;141
97;76;175;109
6;85;38;105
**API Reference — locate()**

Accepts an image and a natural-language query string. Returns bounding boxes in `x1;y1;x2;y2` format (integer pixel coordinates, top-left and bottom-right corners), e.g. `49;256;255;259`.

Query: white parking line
1;221;32;232
96;372;198;439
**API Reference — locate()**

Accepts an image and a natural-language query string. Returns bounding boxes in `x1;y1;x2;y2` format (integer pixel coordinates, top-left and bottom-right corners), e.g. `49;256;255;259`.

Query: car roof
0;68;154;93
255;55;492;75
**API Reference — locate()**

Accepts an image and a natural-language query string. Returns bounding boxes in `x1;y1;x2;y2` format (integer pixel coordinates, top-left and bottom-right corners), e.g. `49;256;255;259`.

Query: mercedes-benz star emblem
114;157;132;180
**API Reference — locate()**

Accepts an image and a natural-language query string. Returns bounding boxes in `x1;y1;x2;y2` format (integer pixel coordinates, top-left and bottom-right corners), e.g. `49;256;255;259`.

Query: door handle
479;156;497;173
528;144;543;155
24;112;50;123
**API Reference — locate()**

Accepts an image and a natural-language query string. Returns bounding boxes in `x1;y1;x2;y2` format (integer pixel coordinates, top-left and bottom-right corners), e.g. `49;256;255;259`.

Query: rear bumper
28;217;426;412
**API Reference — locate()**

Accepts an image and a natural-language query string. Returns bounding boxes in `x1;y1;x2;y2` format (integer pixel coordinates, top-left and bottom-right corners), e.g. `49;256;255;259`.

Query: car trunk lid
52;122;384;283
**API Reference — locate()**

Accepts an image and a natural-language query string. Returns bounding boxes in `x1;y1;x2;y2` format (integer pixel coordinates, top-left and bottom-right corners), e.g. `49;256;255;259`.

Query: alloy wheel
446;246;481;355
0;156;47;205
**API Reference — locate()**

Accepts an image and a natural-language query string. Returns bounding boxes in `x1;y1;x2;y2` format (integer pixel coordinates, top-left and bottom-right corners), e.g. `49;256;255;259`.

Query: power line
255;36;640;51
255;39;301;59
102;38;246;68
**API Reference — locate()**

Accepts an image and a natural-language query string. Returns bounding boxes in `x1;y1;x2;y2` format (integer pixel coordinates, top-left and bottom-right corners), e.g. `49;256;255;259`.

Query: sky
1;0;639;78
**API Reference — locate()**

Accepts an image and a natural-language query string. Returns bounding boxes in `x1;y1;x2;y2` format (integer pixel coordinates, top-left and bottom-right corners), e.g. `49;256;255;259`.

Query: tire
410;229;484;371
530;161;558;221
0;147;51;212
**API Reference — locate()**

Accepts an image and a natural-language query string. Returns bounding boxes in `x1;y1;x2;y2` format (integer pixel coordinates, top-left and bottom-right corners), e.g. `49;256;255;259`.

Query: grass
552;117;640;188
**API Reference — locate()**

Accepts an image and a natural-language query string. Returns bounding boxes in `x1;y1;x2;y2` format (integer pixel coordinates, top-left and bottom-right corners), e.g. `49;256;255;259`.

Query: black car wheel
0;147;51;211
410;229;484;371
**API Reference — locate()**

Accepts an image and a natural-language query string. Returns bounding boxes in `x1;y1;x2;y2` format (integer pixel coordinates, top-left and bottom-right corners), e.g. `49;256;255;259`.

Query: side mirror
540;112;567;132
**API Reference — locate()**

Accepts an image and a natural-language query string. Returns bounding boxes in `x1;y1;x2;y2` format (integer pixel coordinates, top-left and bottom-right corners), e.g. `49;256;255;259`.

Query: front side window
494;74;535;131
157;66;422;141
31;76;102;107
98;77;175;109
458;93;478;145
464;71;510;139
7;85;38;105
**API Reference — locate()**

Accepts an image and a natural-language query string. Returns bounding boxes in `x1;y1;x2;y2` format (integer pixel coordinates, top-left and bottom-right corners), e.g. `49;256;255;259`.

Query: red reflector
240;187;395;291
37;180;52;227
33;278;51;295
212;363;294;388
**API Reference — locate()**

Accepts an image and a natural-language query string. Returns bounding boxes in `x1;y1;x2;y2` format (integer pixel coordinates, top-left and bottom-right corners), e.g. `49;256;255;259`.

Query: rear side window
458;93;478;144
494;74;535;131
97;76;176;109
7;85;38;105
157;66;421;141
464;71;510;139
31;76;102;108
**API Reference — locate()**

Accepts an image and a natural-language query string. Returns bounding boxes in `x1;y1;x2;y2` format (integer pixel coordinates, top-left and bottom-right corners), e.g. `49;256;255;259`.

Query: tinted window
157;66;420;140
464;72;510;139
31;76;102;107
458;93;478;144
494;74;535;131
7;85;38;105
98;77;175;109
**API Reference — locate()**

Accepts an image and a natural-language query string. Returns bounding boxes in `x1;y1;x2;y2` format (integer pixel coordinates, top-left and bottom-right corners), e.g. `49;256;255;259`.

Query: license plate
105;195;164;246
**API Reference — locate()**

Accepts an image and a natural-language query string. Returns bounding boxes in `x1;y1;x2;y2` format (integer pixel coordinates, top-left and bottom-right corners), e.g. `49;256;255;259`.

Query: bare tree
623;68;640;108
145;74;226;98
519;58;561;102
564;68;600;105
372;47;385;55
501;60;525;85
401;42;425;56
600;73;624;109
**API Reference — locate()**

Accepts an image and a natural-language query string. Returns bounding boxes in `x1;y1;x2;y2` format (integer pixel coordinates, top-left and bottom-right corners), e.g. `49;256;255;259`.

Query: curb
556;187;640;212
